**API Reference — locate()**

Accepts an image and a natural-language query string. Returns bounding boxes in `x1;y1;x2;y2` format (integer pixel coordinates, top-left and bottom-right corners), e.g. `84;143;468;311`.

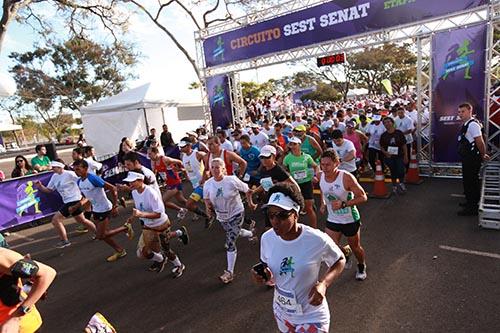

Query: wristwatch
20;305;31;315
341;201;348;209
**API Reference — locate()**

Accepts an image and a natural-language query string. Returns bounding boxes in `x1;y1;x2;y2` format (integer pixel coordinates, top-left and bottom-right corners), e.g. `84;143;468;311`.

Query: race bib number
243;173;251;182
388;146;399;155
260;177;273;192
274;286;303;315
293;170;307;180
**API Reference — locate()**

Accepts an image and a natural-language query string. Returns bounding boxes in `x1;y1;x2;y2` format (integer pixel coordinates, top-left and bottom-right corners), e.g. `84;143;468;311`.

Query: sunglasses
259;155;272;160
16;160;24;164
267;209;295;221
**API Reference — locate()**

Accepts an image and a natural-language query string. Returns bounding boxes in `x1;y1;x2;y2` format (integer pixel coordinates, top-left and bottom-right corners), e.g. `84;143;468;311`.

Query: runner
331;130;358;177
380;117;408;195
0;248;56;333
365;114;386;172
122;171;188;277
178;138;213;227
147;147;189;220
72;159;131;262
239;134;261;188
293;125;323;161
319;150;368;281
203;158;257;284
252;183;345;333
283;136;319;228
202;136;247;180
34;161;97;248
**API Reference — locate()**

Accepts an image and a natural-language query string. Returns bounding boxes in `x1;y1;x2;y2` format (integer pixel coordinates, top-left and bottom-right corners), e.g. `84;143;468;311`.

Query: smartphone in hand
252;262;269;281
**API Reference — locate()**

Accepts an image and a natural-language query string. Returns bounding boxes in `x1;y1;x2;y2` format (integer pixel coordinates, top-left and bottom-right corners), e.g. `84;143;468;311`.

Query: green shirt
31;155;50;169
283;152;315;184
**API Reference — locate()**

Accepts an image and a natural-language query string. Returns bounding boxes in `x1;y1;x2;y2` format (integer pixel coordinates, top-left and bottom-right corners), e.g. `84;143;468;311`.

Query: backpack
457;119;481;158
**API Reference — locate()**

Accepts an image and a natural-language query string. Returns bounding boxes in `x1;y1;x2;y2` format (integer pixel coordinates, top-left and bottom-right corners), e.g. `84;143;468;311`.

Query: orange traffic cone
406;150;424;185
369;160;391;199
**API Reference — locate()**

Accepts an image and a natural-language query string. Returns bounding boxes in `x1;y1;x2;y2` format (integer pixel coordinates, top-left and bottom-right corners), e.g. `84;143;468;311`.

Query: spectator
380;117;408;195
117;138;135;164
11;155;37;178
31;145;51;172
76;134;87;147
0;170;5;181
160;124;175;148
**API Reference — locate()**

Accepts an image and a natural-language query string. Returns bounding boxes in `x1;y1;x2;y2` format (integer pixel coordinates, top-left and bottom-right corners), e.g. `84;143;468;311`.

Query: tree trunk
0;0;31;56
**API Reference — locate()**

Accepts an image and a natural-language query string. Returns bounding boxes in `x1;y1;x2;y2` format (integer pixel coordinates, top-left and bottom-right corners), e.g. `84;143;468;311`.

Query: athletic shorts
93;211;111;222
59;201;83;218
137;221;171;254
275;314;329;333
298;181;314;200
245;178;261;188
326;220;361;237
189;186;204;202
166;183;182;191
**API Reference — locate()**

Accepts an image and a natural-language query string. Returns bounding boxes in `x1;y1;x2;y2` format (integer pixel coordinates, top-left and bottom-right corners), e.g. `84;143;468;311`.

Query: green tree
301;82;340;102
9;36;138;141
241;80;276;101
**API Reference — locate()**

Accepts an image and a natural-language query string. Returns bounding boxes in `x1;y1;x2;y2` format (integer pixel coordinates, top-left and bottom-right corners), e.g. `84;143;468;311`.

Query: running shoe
177;208;188;221
149;256;166;273
178;226;189;245
55;240;71;248
75;224;88;234
219;270;234;284
397;183;407;195
343;245;352;270
172;264;185;278
355;263;367;281
124;222;134;240
392;185;399;195
192;214;200;221
106;250;127;262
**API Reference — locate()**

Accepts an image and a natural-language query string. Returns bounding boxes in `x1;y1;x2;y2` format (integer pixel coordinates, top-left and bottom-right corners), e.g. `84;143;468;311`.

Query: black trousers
368;148;385;172
461;155;482;210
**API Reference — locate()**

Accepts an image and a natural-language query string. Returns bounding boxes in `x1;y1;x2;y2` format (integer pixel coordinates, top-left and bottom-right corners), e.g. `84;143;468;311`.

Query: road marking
450;193;466;198
439;245;500;259
7;232;35;242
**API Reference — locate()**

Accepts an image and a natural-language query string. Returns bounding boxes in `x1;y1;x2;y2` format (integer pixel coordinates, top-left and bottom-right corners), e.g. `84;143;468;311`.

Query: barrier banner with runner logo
431;23;487;163
203;0;487;68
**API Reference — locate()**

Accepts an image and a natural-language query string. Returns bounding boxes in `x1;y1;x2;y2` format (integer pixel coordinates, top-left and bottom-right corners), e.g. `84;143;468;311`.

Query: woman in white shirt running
252;183;345;333
34;161;96;248
123;171;188;277
203;158;257;284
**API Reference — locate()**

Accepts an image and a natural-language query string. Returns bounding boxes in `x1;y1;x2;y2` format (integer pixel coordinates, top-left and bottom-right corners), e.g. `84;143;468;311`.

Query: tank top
152;157;181;186
208;149;233;175
320;171;360;224
300;135;317;158
182;151;203;187
344;131;363;159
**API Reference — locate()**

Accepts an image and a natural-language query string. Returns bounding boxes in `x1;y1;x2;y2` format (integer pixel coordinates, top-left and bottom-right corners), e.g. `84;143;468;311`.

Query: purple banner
431;23;487;163
100;152;153;184
203;0;487;68
0;172;63;231
206;75;233;130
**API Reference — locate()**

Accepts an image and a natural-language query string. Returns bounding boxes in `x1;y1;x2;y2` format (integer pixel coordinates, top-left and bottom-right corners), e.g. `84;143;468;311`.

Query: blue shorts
189;186;204;202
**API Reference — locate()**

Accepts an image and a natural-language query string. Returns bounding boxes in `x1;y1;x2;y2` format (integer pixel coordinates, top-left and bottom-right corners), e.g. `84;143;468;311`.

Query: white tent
81;83;205;156
347;88;369;97
0;73;16;97
0;123;22;132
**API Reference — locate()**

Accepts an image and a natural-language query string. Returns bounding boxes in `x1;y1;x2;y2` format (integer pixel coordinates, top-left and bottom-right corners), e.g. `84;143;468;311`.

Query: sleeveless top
320;171;360;224
300;135;317;159
343;131;363;159
208;149;233;175
152;157;181;186
182;151;203;187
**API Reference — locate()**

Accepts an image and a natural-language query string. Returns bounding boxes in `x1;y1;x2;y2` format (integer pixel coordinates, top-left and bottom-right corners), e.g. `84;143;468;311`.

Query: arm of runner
310;137;323;160
103;181;119;215
319;187;327;215
163;156;184;168
132;208;161;219
309;256;345;306
33;180;52;193
402;142;409;165
343;149;356;162
228;151;247;178
474;135;490;161
344;172;368;206
203;199;214;219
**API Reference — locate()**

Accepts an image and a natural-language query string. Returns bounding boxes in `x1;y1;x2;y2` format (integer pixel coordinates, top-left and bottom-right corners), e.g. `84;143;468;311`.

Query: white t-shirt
262;127;275;137
291;120;307;129
464;119;482;143
333;139;357;172
366;122;386;150
261;225;343;325
220;140;234;152
250;131;269;149
140;165;160;196
203;175;248;221
47;170;82;203
394;116;414;144
85;158;102;174
132;185;169;228
78;173;112;213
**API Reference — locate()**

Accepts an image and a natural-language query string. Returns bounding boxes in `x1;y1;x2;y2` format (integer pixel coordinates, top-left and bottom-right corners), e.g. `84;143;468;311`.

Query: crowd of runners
1;92;487;332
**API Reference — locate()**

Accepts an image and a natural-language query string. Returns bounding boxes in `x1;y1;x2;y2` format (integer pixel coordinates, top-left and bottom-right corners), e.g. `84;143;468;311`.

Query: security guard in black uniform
457;103;490;216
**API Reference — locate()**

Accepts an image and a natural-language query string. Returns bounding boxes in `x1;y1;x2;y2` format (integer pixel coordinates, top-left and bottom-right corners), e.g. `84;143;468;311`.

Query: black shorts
298;181;314;200
326;220;361;237
93;211;111;221
59;201;83;218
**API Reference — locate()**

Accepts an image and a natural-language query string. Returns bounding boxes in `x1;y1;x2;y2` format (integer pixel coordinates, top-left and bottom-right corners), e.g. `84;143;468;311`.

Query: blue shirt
239;145;261;180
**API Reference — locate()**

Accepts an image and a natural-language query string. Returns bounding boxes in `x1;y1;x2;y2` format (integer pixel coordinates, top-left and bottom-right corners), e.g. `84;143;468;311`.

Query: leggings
219;212;244;252
368;148;385;172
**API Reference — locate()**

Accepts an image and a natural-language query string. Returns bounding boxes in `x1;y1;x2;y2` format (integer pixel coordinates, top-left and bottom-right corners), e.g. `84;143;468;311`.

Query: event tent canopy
0;73;16;97
0;123;22;132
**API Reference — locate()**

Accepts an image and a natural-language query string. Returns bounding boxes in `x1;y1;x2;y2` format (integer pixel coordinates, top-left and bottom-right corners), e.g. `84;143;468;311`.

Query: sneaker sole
55;244;71;249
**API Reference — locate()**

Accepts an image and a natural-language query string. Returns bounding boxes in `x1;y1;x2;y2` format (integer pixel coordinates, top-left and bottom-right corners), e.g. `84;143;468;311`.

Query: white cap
199;135;208;141
263;192;300;213
372;114;382;121
250;123;259;128
186;131;198;138
288;136;302;144
259;145;276;158
50;161;65;169
178;140;191;148
123;171;145;182
278;118;286;124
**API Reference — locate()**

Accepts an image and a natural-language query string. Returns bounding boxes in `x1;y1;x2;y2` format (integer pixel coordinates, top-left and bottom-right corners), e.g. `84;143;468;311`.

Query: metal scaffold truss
486;14;500;162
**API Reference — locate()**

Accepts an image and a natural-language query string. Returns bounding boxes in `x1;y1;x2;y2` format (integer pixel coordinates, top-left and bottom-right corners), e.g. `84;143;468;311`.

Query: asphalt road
4;178;500;333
